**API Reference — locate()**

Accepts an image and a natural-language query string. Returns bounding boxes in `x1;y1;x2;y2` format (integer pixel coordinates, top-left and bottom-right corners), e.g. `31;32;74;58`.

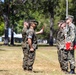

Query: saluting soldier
25;20;38;71
22;20;43;71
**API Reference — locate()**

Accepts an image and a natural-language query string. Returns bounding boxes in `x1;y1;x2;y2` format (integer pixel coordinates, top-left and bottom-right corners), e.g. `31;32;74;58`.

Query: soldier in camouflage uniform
57;16;76;74
22;20;38;71
22;21;29;70
22;20;43;71
64;15;76;74
57;20;68;73
27;20;38;71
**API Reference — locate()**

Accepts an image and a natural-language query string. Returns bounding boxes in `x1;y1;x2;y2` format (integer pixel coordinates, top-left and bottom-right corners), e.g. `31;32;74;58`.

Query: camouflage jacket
65;23;75;43
22;27;28;48
56;28;65;50
27;28;38;50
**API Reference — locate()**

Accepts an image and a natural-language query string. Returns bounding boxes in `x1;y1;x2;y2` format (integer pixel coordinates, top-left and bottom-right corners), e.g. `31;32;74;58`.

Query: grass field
0;45;75;75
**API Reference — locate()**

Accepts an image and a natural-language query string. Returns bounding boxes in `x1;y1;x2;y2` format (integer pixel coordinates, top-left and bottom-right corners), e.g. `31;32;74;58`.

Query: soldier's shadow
33;70;44;73
0;49;6;51
0;70;8;72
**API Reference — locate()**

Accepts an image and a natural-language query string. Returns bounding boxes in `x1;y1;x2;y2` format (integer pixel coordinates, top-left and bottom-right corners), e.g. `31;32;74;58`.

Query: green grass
0;45;75;75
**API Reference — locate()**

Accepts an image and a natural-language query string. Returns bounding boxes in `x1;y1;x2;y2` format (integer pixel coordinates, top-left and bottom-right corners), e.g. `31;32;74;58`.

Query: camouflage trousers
57;49;75;71
22;48;36;70
57;49;67;71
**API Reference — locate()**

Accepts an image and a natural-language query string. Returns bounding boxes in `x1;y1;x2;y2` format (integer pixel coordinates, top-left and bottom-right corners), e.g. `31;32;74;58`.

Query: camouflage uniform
63;23;75;72
22;27;28;70
57;16;76;74
27;28;37;70
57;27;68;71
22;27;37;70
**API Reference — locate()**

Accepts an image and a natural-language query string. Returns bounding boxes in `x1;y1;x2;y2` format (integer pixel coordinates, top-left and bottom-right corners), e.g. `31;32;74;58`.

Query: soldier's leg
61;50;68;72
22;48;29;70
58;49;63;70
59;49;64;70
57;49;61;67
68;50;75;73
27;50;36;71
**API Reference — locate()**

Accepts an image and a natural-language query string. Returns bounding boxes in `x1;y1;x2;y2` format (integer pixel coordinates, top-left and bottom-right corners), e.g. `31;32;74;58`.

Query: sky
1;0;4;2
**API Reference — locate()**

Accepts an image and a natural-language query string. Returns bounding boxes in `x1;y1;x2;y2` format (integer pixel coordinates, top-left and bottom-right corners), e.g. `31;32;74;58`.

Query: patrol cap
58;20;65;25
58;20;65;24
30;20;38;25
58;20;65;27
65;15;74;20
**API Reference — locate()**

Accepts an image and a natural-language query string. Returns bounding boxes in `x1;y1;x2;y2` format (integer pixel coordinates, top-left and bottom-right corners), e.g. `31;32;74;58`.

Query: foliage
0;0;76;40
0;22;4;36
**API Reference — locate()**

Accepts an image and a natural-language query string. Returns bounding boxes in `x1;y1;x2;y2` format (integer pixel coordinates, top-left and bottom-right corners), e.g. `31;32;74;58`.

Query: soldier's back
22;27;28;48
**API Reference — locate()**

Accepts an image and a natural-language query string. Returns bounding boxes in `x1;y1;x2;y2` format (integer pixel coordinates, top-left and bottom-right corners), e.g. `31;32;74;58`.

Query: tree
1;0;76;45
68;0;76;24
0;0;27;45
27;0;58;45
0;22;4;36
2;0;10;45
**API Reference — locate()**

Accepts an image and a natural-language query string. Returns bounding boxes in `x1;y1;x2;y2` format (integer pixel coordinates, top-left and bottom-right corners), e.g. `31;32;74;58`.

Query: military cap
58;20;65;27
66;15;74;20
58;20;65;24
30;20;38;25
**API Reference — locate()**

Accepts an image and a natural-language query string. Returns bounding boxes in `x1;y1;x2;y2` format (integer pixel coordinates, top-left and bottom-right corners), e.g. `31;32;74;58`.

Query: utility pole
66;0;68;18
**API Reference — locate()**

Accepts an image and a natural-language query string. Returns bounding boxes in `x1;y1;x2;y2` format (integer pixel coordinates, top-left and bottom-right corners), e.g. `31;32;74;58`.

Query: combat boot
23;66;28;71
23;67;27;70
62;69;68;74
23;65;28;70
28;66;32;71
69;69;75;74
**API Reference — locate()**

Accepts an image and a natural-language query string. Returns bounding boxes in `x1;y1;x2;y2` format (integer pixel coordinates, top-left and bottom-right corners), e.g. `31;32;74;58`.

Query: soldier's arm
66;25;75;50
22;27;27;35
36;28;44;35
28;38;33;49
70;25;75;42
27;31;34;51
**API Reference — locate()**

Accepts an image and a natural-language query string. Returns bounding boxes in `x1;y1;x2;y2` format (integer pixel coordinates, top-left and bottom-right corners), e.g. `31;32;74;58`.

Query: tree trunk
10;4;14;45
48;0;54;46
3;14;9;45
49;16;54;46
10;26;14;45
3;0;10;45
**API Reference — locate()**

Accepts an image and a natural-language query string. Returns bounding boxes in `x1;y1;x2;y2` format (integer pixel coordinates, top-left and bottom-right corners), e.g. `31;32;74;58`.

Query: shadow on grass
33;70;44;73
0;43;57;48
38;44;57;47
0;70;8;72
0;49;6;51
